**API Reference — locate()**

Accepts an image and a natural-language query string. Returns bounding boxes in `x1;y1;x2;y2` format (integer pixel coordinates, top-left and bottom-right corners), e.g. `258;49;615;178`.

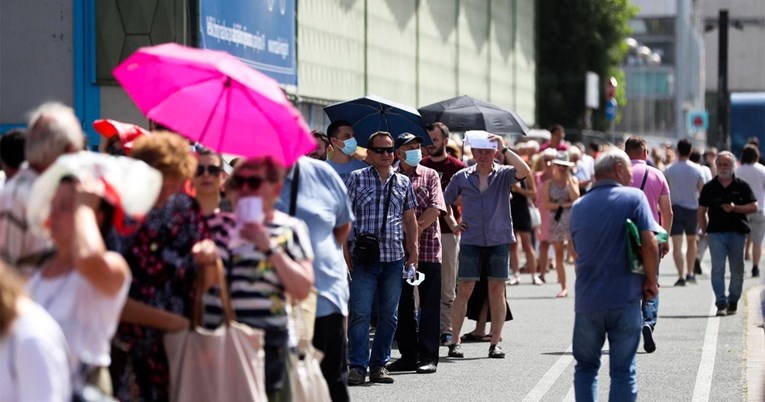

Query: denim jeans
707;232;746;306
348;258;404;371
573;302;643;402
641;266;660;329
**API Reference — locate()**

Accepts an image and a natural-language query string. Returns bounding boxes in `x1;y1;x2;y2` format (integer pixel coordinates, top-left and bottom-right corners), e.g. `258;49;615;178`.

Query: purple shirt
630;160;670;225
443;163;518;247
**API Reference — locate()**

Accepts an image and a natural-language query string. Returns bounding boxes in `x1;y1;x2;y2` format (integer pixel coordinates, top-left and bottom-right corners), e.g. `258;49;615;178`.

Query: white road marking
523;344;574;402
691;300;720;402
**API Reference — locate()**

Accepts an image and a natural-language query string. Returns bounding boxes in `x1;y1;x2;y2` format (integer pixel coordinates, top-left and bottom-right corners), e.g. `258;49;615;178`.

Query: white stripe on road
523;344;574;402
692;301;720;402
561;355;609;402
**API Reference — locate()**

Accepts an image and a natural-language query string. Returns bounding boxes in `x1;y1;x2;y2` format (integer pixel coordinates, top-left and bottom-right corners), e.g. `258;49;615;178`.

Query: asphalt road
349;251;765;402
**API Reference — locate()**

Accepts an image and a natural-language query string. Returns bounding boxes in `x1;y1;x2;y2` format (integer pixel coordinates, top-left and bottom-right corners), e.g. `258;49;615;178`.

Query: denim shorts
458;244;510;281
670;205;698;236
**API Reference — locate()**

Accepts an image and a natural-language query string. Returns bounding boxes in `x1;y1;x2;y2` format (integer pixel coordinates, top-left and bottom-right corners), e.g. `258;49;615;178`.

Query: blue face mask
338;137;357;156
404;149;422;166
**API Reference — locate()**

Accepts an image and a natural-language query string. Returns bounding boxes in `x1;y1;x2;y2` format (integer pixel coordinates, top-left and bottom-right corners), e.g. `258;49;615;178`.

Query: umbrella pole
198;78;231;145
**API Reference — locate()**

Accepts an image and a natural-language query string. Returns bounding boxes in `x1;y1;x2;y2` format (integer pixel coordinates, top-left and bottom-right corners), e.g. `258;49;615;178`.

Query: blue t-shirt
277;157;355;317
570;180;658;313
326;158;368;183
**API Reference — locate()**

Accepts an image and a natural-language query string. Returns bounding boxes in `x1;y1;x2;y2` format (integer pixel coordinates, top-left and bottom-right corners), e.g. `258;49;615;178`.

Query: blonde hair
131;131;196;179
0;263;22;336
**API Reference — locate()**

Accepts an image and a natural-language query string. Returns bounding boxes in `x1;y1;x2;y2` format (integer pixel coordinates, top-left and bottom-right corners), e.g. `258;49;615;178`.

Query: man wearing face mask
388;133;446;374
698;151;758;316
326;120;368;182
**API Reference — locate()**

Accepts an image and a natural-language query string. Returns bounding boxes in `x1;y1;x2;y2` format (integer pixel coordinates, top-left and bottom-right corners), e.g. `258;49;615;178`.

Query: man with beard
421;122;466;346
698;151;757;316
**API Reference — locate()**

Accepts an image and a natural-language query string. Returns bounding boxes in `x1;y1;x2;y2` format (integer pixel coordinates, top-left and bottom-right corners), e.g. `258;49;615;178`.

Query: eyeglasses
196;164;222;177
229;175;268;190
369;147;395;155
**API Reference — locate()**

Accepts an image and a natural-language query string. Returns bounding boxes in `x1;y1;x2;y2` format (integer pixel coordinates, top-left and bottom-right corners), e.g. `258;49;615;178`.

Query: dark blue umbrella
324;94;431;146
418;95;529;136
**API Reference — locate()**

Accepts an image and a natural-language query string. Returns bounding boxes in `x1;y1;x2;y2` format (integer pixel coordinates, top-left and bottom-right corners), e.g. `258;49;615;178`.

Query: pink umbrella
113;43;314;166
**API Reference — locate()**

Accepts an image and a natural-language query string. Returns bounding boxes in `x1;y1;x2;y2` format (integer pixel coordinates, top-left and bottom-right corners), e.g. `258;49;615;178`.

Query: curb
746;285;765;402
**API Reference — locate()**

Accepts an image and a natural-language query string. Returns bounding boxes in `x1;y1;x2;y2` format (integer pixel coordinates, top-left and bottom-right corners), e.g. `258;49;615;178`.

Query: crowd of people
0;100;763;402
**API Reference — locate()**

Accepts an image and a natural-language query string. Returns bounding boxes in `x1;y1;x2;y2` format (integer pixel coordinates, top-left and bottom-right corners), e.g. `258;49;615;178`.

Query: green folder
626;219;668;275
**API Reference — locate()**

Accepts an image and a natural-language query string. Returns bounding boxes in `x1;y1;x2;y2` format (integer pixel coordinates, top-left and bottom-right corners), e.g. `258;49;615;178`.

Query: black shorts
670;205;698;236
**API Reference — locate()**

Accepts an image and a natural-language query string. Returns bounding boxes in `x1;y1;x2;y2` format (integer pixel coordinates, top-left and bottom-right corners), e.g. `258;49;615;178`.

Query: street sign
605;98;618;122
688;110;709;132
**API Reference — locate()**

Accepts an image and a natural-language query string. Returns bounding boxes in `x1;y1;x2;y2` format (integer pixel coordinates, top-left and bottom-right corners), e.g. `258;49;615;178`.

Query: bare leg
685;235;697;278
672;236;685;279
487;280;507;344
746;237;752;260
554;241;567;297
450;280;476;345
538;241;551;281
519;231;538;283
754;242;762;267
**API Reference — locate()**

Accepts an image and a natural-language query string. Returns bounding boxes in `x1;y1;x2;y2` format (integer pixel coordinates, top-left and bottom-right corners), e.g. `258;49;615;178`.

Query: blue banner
199;0;296;86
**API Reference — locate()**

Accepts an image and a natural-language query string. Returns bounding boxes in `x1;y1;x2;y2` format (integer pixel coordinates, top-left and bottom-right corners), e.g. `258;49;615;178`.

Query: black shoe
694;259;702;275
348;368;366;386
440;333;453;346
686;275;697;284
727;301;738;315
716;303;728;317
386;359;417;372
674;278;686;287
642;325;656;353
488;344;506;358
416;362;437;374
753;266;760;278
448;344;464;358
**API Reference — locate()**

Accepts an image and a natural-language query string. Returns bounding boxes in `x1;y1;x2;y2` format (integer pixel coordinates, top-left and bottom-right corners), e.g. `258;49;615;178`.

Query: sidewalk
746;284;765;402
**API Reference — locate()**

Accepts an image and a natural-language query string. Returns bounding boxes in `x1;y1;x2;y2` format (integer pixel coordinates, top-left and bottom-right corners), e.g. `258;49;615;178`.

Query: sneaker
727;301;738;315
369;367;394;383
416;362;437;374
686;275;697;284
642;325;656;353
715;303;728;317
753;266;760;278
386;359;417;372
440;333;453;346
448;344;464;358
488;344;506;358
674;278;686;287
348;368;366;386
694;259;703;275
532;275;544;286
509;275;520;286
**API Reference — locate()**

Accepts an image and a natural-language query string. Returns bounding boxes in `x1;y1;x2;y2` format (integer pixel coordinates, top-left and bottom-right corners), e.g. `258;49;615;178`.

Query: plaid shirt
397;163;446;263
346;166;415;262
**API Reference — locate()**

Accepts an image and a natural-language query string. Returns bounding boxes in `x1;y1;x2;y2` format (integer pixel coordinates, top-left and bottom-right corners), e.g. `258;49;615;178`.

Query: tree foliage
536;0;637;131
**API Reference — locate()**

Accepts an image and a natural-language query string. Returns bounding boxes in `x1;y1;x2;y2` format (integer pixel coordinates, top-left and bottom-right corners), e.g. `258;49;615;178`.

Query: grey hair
716;150;736;164
25;102;85;168
594;149;631;177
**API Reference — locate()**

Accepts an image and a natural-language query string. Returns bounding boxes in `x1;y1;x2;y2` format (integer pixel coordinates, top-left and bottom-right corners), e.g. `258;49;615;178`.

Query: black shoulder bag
354;175;394;264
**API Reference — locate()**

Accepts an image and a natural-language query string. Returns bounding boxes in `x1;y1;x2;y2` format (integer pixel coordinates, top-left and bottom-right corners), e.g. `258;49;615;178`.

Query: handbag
163;263;267;402
289;295;332;402
626;218;668;275
529;203;542;228
353;175;395;264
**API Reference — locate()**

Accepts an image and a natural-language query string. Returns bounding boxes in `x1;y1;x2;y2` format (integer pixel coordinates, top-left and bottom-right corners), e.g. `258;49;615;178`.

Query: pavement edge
746;284;765;402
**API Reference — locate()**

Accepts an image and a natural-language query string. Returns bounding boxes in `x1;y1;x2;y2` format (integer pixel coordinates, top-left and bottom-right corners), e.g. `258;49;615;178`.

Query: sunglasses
229;175;270;190
196;164;222;177
369;147;395;155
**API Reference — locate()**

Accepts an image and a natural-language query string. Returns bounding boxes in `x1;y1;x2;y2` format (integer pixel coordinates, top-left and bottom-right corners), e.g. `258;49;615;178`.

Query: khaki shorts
748;212;765;244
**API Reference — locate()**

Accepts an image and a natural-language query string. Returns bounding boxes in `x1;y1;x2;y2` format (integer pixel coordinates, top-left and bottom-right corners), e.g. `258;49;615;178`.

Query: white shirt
28;269;130;368
736;163;765;213
0;298;71;402
700;165;713;183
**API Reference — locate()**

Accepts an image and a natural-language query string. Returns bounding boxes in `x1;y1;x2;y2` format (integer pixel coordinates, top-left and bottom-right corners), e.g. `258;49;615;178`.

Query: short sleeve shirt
326;159;368;183
630;160;670;224
396;164;446;263
664;160;705;210
735;163;765;213
699;176;757;234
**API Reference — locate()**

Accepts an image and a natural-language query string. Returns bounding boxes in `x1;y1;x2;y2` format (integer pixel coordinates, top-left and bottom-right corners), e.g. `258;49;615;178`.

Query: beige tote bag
289;291;332;402
164;264;267;402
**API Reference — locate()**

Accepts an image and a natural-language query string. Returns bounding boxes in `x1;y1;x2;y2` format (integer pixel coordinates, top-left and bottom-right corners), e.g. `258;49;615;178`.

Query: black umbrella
418;95;529;135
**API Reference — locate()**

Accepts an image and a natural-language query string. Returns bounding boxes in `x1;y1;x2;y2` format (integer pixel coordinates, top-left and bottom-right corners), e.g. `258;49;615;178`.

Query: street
350;252;765;401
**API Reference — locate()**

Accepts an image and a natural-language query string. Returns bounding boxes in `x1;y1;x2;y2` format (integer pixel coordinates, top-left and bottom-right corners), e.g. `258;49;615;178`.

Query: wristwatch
501;147;509;155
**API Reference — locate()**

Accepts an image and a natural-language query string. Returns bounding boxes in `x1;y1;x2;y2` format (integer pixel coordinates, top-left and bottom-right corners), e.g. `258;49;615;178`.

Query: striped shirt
203;212;313;330
346;166;416;262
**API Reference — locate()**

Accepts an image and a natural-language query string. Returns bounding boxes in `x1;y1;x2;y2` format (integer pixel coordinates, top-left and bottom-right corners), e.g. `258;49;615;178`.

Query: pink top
630;160;670;225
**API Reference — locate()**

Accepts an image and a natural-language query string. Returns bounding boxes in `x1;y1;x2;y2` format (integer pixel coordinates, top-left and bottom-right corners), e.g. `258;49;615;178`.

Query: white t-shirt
736;163;765;213
27;269;130;368
0;298;71;402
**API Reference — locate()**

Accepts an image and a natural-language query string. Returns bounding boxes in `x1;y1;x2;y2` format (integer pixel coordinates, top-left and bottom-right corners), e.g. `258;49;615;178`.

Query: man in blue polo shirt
570;149;660;401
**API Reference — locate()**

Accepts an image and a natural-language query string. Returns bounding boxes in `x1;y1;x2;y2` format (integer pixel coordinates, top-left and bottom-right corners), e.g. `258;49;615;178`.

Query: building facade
0;0;536;144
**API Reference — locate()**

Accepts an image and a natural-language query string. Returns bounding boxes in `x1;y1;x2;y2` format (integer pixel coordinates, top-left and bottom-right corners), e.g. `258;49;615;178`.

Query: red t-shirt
421;155;467;233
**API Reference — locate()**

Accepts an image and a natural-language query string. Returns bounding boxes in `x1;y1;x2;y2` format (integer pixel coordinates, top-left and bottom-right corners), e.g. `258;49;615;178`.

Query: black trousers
313;313;349;402
394;261;441;365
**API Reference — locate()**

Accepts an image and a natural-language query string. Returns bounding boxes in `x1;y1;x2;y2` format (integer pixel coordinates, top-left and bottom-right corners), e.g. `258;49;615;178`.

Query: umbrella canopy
418;95;529;136
113;43;314;166
324;94;431;146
